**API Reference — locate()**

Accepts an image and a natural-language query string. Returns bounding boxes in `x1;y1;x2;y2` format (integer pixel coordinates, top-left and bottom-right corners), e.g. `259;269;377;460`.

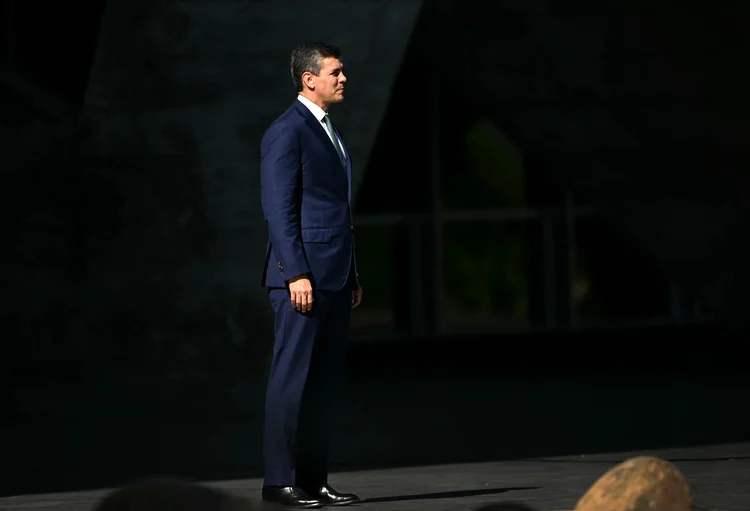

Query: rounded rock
575;456;692;511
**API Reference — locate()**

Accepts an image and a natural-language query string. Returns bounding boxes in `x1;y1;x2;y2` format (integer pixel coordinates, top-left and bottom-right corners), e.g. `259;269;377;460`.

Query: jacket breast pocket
301;228;332;243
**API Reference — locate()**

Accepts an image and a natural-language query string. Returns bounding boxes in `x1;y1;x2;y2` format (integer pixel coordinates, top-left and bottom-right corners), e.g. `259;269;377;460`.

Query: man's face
310;57;346;106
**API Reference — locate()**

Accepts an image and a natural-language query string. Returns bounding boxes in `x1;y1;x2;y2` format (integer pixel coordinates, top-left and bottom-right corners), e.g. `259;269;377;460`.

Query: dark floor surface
1;328;748;509
1;443;748;511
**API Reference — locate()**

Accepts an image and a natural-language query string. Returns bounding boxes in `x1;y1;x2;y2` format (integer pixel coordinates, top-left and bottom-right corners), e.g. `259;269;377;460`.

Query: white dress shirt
297;94;347;162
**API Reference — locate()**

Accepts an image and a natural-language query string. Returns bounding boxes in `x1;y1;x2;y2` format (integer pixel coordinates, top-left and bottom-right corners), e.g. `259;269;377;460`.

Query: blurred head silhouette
92;477;253;511
472;503;538;511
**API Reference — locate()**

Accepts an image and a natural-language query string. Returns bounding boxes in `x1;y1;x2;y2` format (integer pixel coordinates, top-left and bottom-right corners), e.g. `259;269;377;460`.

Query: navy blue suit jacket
260;99;359;290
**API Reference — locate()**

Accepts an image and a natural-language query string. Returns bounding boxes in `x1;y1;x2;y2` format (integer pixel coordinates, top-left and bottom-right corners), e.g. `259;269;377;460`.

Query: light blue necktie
324;114;346;168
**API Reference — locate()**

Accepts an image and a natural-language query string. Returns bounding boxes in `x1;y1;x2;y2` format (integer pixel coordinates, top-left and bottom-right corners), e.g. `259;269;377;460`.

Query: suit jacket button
349;224;354;233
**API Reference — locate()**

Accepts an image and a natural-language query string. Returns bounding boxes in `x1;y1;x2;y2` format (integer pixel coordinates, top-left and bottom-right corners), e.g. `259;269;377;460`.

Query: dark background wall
1;0;748;498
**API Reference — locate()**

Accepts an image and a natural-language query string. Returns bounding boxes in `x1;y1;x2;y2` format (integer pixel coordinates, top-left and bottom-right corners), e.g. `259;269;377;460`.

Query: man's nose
340;73;347;83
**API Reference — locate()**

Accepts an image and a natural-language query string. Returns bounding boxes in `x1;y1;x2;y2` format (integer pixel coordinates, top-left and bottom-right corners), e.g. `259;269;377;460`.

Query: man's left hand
352;287;363;309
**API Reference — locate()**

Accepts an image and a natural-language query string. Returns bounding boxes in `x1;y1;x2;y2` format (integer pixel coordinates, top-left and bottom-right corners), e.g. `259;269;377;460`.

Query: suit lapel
296;102;344;165
334;124;353;203
294;101;351;202
346;146;352;203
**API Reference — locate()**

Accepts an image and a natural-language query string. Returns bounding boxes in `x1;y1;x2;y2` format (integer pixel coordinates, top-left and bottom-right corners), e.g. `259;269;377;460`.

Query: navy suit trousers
263;280;353;487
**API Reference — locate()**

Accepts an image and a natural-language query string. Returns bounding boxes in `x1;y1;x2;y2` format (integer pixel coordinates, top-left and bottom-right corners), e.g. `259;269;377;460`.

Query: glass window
441;218;542;332
348;224;398;338
440;113;527;210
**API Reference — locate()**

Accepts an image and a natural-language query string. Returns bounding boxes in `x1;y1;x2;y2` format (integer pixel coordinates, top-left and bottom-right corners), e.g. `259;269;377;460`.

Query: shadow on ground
362;487;541;504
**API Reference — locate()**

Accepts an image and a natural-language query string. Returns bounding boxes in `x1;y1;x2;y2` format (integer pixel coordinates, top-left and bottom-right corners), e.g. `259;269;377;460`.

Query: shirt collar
297;94;327;123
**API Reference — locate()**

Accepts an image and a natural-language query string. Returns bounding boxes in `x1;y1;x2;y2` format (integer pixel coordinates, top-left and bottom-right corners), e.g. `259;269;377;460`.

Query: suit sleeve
260;121;311;281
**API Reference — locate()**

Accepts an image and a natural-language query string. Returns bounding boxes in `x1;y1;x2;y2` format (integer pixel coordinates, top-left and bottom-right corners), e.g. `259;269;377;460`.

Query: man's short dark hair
290;42;341;92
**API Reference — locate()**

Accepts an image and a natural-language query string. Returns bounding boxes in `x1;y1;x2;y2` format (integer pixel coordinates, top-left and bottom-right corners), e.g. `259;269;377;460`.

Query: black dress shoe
261;486;324;508
310;484;360;506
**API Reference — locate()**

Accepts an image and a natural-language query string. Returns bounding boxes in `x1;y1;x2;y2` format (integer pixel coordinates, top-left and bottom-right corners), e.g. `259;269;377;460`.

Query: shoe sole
261;499;324;509
325;498;361;506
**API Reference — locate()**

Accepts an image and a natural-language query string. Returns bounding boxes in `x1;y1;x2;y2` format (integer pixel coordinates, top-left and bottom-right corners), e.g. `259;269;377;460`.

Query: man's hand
352;287;363;309
288;276;313;312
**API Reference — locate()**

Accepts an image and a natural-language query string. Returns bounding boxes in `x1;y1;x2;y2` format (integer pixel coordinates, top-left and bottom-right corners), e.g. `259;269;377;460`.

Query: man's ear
302;72;315;90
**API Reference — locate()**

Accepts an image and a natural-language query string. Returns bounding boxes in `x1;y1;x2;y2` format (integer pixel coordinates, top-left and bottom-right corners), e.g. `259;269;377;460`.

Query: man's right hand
288;275;313;312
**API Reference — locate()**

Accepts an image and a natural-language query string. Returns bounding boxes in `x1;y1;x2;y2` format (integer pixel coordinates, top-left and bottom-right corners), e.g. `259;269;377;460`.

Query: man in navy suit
259;42;362;508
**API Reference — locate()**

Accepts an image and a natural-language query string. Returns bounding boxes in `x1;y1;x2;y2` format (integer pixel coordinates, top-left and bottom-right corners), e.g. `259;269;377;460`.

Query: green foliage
465;119;525;207
355;119;531;320
441;119;529;319
442;222;529;319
